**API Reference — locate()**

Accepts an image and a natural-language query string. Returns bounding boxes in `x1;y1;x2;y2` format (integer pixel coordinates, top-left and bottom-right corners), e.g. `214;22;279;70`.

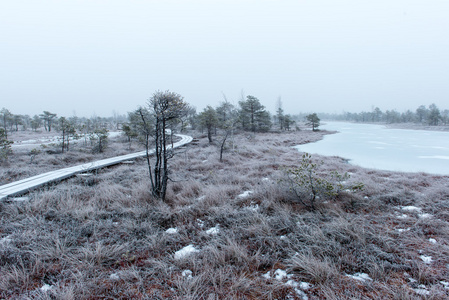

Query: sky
1;0;448;117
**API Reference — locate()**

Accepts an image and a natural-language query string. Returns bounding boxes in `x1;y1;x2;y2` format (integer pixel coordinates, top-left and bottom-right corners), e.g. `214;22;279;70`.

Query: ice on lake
295;122;449;175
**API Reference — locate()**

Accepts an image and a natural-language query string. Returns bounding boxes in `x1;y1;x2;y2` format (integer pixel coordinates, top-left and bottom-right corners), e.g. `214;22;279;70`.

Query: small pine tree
306;113;320;131
0;128;13;163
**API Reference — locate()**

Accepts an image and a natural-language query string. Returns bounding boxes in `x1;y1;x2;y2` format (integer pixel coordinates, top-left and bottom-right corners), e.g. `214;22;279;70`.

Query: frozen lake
295;122;449;175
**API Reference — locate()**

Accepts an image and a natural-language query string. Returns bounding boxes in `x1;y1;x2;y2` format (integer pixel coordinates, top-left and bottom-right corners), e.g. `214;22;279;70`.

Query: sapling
282;153;364;210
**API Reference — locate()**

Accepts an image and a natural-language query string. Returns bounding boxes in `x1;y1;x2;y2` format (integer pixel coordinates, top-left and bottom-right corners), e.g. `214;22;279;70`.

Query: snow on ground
395;213;409;219
182;270;193;278
40;284;52;292
346;273;372;282
419;213;433;219
196;219;204;228
174;245;199;260
110;273;120;280
413;285;430;296
245;202;259;211
10;197;30;202
396;228;410;233
420;255;432;264
0;235;12;245
428;238;437;244
205;226;219;235
263;269;311;300
238;191;253;198
274;269;290;281
401;206;422;212
165;228;178;234
12;131;123;149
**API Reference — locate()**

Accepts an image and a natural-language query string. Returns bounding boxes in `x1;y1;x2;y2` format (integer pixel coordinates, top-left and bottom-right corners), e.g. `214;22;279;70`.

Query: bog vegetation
1;94;449;299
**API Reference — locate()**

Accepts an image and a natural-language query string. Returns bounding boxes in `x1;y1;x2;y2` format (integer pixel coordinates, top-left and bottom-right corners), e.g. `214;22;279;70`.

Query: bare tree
139;91;189;201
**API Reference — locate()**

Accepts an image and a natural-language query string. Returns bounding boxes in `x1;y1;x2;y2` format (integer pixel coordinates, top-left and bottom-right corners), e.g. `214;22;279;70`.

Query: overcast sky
1;0;448;117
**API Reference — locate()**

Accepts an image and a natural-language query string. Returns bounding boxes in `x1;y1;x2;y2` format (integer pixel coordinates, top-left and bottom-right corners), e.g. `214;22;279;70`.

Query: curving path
0;134;193;200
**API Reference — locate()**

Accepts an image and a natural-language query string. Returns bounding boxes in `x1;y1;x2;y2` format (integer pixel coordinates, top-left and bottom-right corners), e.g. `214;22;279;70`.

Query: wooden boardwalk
0;134;192;200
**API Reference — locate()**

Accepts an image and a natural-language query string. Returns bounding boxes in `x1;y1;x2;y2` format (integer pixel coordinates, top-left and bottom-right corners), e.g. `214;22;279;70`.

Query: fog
1;0;448;117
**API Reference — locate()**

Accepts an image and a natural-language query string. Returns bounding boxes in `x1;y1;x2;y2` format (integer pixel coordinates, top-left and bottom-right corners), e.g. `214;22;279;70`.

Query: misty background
1;0;448;117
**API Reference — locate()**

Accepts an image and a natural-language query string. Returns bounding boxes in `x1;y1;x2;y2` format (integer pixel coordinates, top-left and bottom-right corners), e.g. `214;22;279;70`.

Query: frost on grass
346;273;372;282
420;255;432;264
174;245;199;260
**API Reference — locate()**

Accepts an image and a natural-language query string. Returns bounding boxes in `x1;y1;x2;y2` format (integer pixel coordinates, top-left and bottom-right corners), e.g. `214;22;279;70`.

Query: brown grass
1;129;449;299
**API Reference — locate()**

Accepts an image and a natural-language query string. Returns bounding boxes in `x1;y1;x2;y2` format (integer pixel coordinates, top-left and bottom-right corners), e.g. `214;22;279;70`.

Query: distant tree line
0;107;128;156
314;104;448;126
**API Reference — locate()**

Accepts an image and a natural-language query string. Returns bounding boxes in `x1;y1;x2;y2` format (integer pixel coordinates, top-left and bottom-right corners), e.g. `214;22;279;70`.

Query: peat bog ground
1;130;449;299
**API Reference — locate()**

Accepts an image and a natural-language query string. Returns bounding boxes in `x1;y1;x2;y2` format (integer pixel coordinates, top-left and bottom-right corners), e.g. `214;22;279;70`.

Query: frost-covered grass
1;129;449;299
0;130;142;185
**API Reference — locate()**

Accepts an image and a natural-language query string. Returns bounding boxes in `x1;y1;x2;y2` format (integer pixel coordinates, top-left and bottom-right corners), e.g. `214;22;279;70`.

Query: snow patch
40;284;52;292
440;281;449;289
246;202;259;211
396;213;408;219
401;206;421;212
206;226;219;235
274;269;289;281
419;213;432;219
429;238;437;244
413;285;430;295
11;196;30;202
299;282;312;290
110;273;120;280
182;270;193;278
420;255;432;264
166;228;178;234
285;280;309;300
262;271;271;279
196;219;204;228
0;235;12;245
196;195;206;201
174;245;199;260
396;228;410;233
238;191;253;198
346;273;372;282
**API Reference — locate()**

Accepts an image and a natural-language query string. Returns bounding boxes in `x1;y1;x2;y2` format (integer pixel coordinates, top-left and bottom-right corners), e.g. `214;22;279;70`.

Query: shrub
281;153;364;210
